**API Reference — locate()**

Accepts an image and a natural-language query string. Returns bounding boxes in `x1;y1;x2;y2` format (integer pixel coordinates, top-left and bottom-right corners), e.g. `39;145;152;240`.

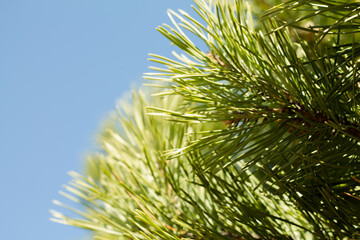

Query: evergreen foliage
51;0;360;239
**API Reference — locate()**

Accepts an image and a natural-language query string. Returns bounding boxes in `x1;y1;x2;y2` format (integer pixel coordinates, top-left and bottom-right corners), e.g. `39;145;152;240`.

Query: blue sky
0;1;194;239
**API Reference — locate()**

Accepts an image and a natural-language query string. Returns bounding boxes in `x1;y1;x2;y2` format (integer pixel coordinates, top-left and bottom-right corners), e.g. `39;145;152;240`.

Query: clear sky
0;1;194;239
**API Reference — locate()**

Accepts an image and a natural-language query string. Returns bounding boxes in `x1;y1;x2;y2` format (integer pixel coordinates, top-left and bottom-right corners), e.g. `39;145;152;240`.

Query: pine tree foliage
52;0;360;239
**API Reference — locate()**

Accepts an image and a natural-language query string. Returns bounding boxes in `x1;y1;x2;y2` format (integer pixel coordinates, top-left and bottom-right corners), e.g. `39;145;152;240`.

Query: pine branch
52;0;360;239
147;0;360;238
